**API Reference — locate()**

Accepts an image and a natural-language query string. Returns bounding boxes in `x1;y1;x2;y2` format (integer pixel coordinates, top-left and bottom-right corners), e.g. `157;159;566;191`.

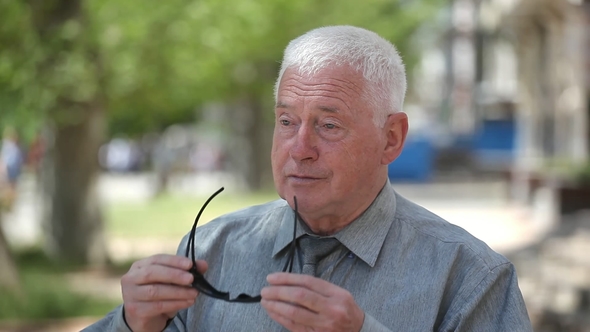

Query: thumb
194;259;209;274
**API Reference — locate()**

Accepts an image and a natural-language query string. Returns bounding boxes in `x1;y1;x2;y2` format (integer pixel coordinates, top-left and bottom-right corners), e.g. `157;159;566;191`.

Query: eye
280;119;291;126
324;123;336;129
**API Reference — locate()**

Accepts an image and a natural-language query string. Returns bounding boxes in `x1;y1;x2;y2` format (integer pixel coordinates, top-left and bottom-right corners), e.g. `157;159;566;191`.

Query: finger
135;259;207;285
133;265;194;286
261;285;325;313
133;254;194;270
194;260;208;274
264;308;299;332
267;272;333;296
261;299;319;329
125;299;195;319
134;284;199;301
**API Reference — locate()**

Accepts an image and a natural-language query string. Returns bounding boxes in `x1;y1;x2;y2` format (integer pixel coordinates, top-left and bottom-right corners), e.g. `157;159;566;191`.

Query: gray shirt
84;181;532;331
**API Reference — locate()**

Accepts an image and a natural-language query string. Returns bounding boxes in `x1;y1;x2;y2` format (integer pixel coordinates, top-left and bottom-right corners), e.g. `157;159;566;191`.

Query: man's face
271;66;401;222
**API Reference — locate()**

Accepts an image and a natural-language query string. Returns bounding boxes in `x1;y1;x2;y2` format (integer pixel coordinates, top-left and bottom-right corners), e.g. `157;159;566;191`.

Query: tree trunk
30;0;108;265
585;2;590;158
243;96;269;191
0;213;21;292
44;106;107;265
228;95;272;191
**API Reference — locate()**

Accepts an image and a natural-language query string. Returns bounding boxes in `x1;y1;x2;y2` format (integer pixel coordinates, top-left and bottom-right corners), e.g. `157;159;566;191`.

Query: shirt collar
272;180;397;267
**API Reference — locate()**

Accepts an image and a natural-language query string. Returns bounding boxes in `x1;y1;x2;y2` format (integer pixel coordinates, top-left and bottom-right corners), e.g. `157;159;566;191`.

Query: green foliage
0;1;44;139
574;163;590;184
1;0;441;136
541;158;590;185
93;0;442;136
0;248;119;321
0;277;116;320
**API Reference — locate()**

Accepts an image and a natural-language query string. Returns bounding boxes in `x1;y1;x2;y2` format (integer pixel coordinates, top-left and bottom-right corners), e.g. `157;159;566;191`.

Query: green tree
0;0;440;266
1;0;108;265
95;0;440;189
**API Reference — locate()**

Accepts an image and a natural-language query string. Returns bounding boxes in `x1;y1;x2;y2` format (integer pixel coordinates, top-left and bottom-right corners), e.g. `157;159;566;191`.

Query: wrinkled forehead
279;65;367;94
286;55;366;78
276;67;367;112
275;66;378;122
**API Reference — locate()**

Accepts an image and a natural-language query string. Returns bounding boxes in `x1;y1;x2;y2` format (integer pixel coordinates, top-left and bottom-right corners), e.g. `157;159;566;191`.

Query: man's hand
121;254;208;332
260;273;365;332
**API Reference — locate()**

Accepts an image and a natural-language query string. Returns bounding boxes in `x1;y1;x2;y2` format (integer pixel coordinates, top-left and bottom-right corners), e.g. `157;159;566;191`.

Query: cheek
321;143;359;180
336;139;381;174
270;147;280;170
271;137;288;169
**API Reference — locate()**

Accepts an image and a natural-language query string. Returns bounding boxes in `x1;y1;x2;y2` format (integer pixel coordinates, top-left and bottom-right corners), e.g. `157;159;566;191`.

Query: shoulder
204;198;288;230
392;192;509;271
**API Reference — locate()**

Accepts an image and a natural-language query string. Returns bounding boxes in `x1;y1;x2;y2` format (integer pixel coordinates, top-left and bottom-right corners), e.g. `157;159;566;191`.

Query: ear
381;112;409;165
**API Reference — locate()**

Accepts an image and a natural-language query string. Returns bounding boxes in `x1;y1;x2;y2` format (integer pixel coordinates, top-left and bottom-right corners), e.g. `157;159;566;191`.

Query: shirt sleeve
360;313;393;332
80;305;133;332
81;305;187;332
82;237;193;332
440;262;533;332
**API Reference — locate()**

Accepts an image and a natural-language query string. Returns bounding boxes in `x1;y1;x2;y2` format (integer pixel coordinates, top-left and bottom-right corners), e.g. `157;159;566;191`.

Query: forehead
276;66;366;111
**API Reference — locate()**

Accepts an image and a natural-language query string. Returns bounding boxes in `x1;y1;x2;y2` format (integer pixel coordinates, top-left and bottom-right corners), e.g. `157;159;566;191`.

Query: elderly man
85;26;532;332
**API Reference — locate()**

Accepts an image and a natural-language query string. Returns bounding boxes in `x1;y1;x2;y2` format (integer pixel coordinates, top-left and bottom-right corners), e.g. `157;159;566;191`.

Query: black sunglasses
185;187;298;303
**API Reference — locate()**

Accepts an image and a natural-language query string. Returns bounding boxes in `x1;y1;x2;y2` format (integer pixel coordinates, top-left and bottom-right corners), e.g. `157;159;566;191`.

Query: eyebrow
318;106;340;114
275;101;291;109
275;101;341;114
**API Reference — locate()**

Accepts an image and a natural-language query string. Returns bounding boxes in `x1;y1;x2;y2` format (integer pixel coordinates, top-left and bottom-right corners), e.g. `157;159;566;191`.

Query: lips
283;166;328;182
288;174;321;179
285;173;327;185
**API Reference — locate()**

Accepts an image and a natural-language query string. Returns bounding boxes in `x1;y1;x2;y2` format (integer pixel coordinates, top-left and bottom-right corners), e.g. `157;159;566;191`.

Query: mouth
287;175;323;182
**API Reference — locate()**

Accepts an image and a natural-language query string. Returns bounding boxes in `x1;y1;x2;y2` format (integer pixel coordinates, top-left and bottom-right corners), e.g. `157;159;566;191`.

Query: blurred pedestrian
0;127;24;210
26;131;45;176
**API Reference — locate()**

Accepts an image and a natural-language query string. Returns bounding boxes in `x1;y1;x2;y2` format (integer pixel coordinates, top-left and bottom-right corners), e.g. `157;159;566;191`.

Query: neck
299;178;387;235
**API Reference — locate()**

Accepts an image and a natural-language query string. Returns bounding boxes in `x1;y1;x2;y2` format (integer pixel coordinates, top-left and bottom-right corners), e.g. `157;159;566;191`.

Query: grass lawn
105;190;280;238
0;249;120;323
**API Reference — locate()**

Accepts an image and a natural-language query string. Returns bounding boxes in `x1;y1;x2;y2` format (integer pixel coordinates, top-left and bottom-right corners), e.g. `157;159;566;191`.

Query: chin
290;195;321;212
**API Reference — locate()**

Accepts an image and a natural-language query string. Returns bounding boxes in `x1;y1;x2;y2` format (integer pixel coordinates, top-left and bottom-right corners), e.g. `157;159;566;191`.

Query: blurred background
0;0;589;331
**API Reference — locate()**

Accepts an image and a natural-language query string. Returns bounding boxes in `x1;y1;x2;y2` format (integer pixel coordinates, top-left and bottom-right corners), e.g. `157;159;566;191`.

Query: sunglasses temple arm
185;218;197;260
185;187;225;262
288;196;299;273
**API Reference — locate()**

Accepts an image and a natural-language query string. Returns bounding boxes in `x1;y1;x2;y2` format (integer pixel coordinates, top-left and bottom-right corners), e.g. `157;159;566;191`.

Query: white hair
274;25;407;127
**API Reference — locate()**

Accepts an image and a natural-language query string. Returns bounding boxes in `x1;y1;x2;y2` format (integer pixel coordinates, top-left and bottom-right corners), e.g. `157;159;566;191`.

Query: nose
289;124;318;162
